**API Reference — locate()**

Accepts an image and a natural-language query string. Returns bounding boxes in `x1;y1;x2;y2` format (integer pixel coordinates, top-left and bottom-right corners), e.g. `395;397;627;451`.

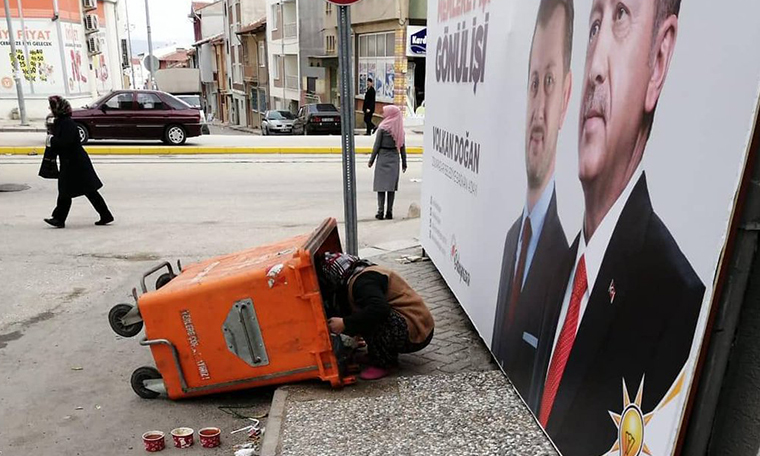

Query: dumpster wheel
155;273;174;290
131;366;162;399
108;304;143;338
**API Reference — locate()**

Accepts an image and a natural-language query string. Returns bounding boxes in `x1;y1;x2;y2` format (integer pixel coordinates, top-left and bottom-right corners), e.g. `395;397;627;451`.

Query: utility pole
16;0;33;94
144;0;154;89
3;0;27;125
336;4;357;255
124;0;136;88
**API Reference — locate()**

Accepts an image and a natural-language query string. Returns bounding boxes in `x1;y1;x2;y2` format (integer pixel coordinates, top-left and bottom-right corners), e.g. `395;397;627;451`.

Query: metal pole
15;0;33;94
144;0;154;89
51;0;70;96
337;5;357;255
124;0;136;89
3;0;27;125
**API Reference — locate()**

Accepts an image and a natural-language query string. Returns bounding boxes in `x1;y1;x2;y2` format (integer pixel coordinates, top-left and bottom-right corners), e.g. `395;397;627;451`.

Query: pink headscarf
377;105;405;151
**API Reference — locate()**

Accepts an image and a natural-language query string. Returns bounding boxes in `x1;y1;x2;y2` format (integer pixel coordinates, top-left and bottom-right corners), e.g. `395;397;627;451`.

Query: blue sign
409;27;426;56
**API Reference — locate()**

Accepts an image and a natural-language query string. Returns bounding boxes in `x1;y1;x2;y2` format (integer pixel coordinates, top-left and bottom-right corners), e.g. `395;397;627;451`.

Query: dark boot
376;192;385;220
44;218;65;228
385;192;395;220
385;211;393;220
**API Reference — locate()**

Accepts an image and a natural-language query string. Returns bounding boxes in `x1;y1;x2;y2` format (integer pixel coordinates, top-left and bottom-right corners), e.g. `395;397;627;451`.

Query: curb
0;146;424;156
260;388;289;456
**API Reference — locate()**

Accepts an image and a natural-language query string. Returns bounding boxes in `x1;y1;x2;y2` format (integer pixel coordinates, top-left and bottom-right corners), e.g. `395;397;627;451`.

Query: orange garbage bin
108;218;356;400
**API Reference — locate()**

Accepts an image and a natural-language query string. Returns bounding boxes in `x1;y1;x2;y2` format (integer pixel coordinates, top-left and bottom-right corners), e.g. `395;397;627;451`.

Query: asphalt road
0;153;422;455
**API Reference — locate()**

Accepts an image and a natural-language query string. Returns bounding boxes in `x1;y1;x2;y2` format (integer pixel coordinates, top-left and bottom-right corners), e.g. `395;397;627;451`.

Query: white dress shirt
548;165;644;365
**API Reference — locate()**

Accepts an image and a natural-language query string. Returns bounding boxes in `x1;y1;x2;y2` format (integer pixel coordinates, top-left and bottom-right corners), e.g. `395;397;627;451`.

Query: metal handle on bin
237;306;262;364
139;337;188;392
140;262;175;293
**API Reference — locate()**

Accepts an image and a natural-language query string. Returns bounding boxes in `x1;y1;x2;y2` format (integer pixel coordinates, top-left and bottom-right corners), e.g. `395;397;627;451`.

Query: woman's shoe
385;211;393;220
44;218;65;228
359;365;390;380
95;215;114;226
375;211;384;220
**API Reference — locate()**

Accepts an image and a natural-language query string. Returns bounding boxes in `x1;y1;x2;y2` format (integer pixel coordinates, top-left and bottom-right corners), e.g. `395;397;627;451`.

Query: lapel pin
608;280;616;304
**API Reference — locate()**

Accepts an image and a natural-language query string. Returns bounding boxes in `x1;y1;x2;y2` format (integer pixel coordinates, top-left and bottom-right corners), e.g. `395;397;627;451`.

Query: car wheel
164;125;187;145
76;123;89;144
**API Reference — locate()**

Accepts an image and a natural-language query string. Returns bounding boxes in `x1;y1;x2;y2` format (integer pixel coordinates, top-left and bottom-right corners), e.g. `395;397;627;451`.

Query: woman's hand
368;162;373;168
402;165;407;173
328;317;345;334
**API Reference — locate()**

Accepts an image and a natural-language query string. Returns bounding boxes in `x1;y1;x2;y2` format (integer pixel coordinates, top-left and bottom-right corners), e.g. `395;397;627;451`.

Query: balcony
285;75;298;90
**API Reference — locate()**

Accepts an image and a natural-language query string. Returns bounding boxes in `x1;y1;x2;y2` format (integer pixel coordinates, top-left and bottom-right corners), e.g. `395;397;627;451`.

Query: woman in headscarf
320;252;434;380
368;105;407;220
44;95;113;228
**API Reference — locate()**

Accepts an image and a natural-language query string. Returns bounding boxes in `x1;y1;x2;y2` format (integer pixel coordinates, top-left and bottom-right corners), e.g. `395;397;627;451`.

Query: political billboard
422;0;760;454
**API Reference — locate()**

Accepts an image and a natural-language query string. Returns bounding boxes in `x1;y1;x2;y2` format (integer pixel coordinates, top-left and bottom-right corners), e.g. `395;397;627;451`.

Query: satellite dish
142;55;160;72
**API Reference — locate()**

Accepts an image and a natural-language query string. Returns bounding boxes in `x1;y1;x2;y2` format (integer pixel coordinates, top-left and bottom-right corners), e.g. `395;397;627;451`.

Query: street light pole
3;0;27;125
337;4;357;255
144;0;154;89
124;0;136;89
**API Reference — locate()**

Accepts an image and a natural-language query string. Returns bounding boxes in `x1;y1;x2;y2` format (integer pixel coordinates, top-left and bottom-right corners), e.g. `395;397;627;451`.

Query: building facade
192;0;224;121
266;0;325;113
0;0;125;119
223;0;266;126
320;0;427;121
236;17;267;129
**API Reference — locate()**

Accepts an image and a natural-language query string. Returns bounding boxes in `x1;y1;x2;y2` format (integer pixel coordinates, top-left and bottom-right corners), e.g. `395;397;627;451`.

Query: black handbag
38;147;59;179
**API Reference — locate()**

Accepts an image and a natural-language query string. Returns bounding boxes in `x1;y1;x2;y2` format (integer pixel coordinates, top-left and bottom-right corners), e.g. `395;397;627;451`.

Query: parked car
174;94;211;135
261;110;296;135
71;90;203;145
293;103;341;135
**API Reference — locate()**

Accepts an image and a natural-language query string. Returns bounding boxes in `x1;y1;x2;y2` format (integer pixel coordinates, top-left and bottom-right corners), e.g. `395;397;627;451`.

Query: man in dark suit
531;1;705;454
363;78;376;135
491;0;573;405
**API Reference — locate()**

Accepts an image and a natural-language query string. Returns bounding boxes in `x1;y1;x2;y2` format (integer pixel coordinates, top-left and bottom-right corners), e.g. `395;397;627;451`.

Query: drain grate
0;184;30;192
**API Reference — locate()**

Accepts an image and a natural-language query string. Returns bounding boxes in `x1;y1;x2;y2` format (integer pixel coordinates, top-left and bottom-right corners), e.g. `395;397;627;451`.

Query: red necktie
539;255;587;427
506;217;532;327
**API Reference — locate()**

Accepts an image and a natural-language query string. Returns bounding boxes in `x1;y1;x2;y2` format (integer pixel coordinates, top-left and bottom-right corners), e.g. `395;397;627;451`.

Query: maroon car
71;90;203;145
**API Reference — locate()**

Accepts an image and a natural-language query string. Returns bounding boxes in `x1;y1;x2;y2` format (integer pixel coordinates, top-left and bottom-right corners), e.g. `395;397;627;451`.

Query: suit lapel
546;174;653;433
529;234;577;411
492;216;521;360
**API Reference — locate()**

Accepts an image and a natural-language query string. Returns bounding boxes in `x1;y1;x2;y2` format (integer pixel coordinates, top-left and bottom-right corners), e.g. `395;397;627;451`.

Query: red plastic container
142;431;165;452
199;427;221;448
171;427;194;448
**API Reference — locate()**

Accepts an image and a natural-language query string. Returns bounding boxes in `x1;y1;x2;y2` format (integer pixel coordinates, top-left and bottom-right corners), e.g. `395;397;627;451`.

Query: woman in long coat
368;105;407;220
44;96;113;228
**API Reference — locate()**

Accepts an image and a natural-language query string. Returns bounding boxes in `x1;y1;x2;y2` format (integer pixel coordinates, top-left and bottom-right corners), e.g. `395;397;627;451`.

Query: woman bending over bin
319;252;434;380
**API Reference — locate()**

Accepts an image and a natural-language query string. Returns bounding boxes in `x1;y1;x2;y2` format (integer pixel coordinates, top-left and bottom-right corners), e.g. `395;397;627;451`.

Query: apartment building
223;0;266;126
266;0;325;113
236;17;268;129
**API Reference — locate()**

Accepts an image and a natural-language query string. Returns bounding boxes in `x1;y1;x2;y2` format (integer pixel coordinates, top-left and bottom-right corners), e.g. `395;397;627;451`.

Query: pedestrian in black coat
362;78;376;136
44;95;113;228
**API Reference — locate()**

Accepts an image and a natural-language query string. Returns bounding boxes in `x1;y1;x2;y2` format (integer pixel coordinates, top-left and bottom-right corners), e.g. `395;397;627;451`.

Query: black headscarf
48;95;72;119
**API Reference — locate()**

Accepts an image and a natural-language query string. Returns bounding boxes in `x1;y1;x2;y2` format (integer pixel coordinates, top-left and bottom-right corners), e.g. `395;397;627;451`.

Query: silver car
262;110;296;135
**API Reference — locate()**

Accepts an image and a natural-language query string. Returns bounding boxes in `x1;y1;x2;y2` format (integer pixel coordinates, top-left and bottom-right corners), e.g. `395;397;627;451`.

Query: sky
124;0;197;50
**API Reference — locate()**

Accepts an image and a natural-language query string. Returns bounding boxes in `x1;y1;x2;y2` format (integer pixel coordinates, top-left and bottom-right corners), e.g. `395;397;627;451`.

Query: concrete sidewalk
262;247;556;456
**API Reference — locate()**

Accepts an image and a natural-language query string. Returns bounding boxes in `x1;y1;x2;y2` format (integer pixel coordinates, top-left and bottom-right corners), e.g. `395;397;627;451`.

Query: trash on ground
396;255;429;264
71;366;83;371
75;407;83;410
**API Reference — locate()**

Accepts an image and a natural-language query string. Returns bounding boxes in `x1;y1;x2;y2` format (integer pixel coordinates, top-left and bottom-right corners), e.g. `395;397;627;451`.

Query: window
137;93;166;110
233;45;243;84
105;93;133;110
274;55;282;80
258;42;266;67
258;89;267;111
271;5;279;30
307;76;316;93
358;31;396;101
326;35;336;54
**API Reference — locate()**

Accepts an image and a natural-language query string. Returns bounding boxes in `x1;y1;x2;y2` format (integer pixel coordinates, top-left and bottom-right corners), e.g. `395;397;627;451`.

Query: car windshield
314;104;338;112
269;111;295;120
177;95;201;108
